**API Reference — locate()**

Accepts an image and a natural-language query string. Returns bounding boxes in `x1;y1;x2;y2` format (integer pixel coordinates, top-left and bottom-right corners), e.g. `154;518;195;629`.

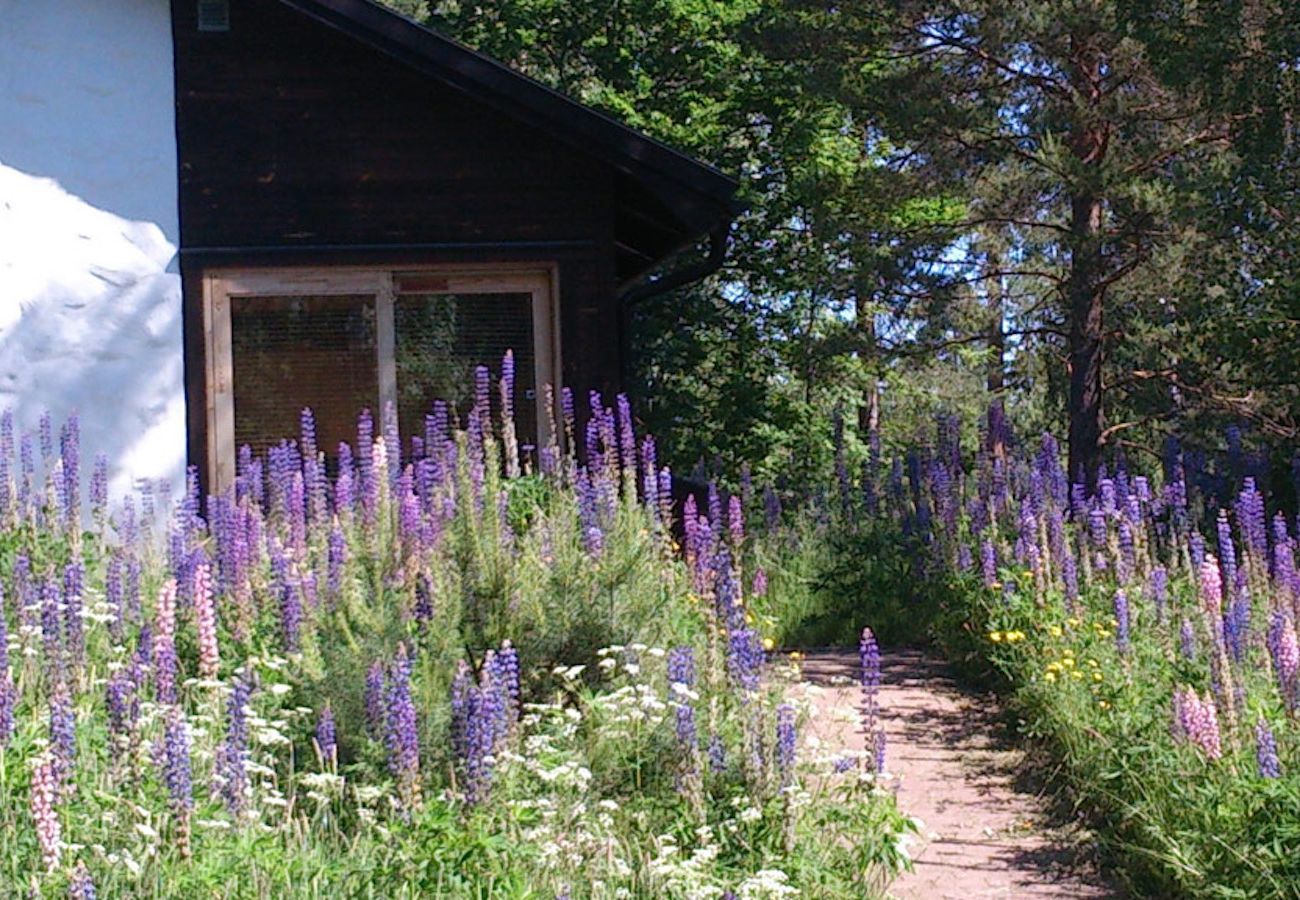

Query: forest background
386;0;1300;490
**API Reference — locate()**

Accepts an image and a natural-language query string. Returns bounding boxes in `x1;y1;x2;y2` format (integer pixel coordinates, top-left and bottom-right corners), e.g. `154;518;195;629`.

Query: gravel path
789;649;1119;900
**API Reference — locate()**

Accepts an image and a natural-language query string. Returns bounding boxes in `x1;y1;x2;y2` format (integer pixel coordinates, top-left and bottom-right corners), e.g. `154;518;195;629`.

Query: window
203;266;558;491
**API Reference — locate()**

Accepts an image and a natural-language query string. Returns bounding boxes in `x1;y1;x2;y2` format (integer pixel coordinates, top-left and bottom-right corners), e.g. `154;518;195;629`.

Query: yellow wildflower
1044;671;1057;683
1071;670;1083;680
989;631;1004;643
1092;672;1103;682
1049;625;1063;638
1098;700;1110;710
762;637;775;651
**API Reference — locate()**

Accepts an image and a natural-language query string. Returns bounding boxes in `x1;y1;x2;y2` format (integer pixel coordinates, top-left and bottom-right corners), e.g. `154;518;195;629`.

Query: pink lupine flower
29;754;61;871
155;578;177;644
193;563;220;679
1173;686;1222;760
1199;556;1223;621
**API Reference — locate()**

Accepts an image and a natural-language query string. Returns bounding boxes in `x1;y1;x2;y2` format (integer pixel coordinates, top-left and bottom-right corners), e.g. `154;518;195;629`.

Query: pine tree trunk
1066;30;1108;490
1067;196;1105;488
986;255;1007;460
856;288;881;446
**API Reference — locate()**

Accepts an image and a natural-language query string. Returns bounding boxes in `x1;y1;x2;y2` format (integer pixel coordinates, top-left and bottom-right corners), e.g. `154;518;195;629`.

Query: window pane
231;294;378;460
394;292;536;452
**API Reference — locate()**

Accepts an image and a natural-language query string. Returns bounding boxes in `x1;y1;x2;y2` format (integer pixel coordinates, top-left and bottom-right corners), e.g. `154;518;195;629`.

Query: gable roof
277;0;744;274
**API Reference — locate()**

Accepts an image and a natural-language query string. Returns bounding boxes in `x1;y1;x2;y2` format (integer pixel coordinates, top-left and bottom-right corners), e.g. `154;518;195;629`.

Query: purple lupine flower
728;494;745;550
154;638;179;706
1235;478;1268;560
616;393;637;477
707;733;727;774
495;640;521;710
0;668;12;750
751;567;768;598
1117;522;1135;583
1113;590;1130;655
105;667;138;748
365;661;386;740
560;386;576;444
1149;567;1168;624
1061;549;1079;606
162;705;194;856
1225;590;1250;663
316;705;337;769
981;539;998;588
640;437;659;510
62;562;85;668
278;575;302;653
49;686;76;799
0;582;8;677
219;673;252;815
334;443;355;513
450;659;499;806
873;728;887;774
726;625;764;695
68;861;96;900
357;409;376;521
60;415;80;527
1268;611;1299;711
1087;507;1108;549
1256;718;1282;779
1179;618;1197;660
18;432;34;512
0;409;11;519
776;704;797;785
1272;513;1297;594
657;468;674;527
860;627;881;734
668;646;696;687
385;645;421;809
327;524;347;602
708;482;723;545
39;579;62;670
90;452;108;523
667;646;700;785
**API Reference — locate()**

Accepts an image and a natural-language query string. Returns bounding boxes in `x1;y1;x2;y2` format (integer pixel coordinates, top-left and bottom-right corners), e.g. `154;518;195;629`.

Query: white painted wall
0;0;185;507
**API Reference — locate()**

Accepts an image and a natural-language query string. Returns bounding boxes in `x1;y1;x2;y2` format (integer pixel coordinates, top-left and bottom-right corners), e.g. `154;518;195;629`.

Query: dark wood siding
172;0;626;488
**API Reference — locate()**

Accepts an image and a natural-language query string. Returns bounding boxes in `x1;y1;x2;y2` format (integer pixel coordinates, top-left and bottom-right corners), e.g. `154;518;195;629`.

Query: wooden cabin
0;0;742;501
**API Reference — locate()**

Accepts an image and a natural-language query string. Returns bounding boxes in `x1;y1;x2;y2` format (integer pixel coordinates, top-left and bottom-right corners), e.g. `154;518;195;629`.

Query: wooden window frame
202;263;561;493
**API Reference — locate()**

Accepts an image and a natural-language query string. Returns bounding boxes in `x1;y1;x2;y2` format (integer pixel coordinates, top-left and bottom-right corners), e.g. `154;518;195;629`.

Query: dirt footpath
790;649;1118;899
